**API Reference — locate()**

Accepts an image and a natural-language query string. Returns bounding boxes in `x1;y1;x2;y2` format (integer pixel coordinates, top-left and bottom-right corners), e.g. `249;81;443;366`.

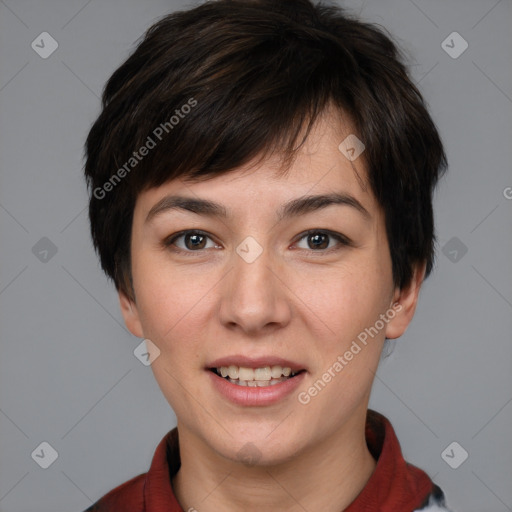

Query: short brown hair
84;0;447;297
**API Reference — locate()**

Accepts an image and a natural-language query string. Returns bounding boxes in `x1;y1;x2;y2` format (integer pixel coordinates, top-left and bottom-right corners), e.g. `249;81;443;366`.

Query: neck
172;411;376;512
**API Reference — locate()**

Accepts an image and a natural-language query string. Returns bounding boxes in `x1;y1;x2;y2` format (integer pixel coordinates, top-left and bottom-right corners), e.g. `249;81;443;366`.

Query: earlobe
118;289;144;338
385;262;426;340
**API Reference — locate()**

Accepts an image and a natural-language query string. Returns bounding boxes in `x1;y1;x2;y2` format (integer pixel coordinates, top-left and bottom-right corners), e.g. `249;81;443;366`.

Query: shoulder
82;473;146;512
414;484;453;512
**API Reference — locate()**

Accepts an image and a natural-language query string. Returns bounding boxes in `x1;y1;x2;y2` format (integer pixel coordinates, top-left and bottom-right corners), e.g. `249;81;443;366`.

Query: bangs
95;10;359;192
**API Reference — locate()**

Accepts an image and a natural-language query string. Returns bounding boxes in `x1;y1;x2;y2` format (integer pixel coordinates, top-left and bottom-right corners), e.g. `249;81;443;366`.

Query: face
119;109;422;466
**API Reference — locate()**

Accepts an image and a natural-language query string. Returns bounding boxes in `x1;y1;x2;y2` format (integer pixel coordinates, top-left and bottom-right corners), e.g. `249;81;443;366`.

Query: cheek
132;259;213;414
296;258;391;344
295;268;390;421
131;252;214;350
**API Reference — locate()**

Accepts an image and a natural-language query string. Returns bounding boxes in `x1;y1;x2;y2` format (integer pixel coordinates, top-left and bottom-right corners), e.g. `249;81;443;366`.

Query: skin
119;108;425;512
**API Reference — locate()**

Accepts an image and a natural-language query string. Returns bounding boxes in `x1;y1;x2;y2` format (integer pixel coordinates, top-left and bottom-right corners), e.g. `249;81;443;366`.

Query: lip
207;355;306;373
207;368;307;407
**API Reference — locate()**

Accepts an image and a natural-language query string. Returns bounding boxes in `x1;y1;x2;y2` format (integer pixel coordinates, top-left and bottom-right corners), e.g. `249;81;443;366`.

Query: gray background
0;0;511;511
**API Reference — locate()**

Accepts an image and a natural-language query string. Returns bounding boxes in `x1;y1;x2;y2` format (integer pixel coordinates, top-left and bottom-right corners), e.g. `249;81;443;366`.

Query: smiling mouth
209;365;306;387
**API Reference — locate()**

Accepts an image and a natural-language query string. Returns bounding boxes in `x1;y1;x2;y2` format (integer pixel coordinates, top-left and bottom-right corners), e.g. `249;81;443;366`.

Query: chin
212;429;306;468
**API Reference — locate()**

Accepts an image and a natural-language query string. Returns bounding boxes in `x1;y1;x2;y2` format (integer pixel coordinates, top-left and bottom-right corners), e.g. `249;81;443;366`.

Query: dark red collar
344;410;434;511
86;409;436;511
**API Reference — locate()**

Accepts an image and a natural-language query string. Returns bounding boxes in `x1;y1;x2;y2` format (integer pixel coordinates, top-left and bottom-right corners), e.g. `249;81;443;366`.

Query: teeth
271;366;284;378
254;367;271;380
238;367;255;381
216;365;297;381
227;377;289;387
228;365;239;379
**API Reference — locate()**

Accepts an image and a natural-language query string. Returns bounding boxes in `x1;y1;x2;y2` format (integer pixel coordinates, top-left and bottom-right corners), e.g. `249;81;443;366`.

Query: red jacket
84;410;450;511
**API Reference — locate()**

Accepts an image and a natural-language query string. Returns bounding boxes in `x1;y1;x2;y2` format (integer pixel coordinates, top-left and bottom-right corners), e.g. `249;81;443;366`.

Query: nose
218;240;292;335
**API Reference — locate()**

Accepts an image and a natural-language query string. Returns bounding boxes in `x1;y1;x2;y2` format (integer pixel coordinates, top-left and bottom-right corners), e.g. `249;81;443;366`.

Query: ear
385;262;426;340
118;288;144;338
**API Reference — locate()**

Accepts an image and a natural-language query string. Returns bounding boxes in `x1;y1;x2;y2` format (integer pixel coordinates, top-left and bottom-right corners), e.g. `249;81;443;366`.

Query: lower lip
207;370;306;407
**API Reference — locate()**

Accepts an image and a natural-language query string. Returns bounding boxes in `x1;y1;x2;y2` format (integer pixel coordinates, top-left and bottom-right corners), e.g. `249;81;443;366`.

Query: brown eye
184;232;207;250
307;232;329;250
295;230;351;252
165;230;219;253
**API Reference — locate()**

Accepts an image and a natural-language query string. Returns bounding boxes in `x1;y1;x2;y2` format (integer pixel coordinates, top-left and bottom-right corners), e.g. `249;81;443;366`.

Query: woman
83;1;450;510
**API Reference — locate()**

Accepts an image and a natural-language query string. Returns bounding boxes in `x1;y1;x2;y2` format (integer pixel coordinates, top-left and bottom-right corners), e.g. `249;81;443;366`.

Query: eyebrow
145;192;370;223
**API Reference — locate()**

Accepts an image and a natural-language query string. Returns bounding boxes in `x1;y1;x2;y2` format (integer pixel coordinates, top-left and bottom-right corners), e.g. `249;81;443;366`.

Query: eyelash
163;229;352;256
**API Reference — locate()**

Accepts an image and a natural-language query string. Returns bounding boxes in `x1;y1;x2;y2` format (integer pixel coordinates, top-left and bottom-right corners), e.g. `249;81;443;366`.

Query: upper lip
207;355;306;373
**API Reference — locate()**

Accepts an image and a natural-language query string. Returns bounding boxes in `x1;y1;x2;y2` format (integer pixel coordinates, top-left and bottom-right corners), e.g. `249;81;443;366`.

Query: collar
344;410;435;511
144;409;436;511
87;409;439;511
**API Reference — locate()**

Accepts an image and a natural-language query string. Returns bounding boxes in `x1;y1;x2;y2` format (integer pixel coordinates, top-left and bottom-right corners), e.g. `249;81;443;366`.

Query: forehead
134;109;376;220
